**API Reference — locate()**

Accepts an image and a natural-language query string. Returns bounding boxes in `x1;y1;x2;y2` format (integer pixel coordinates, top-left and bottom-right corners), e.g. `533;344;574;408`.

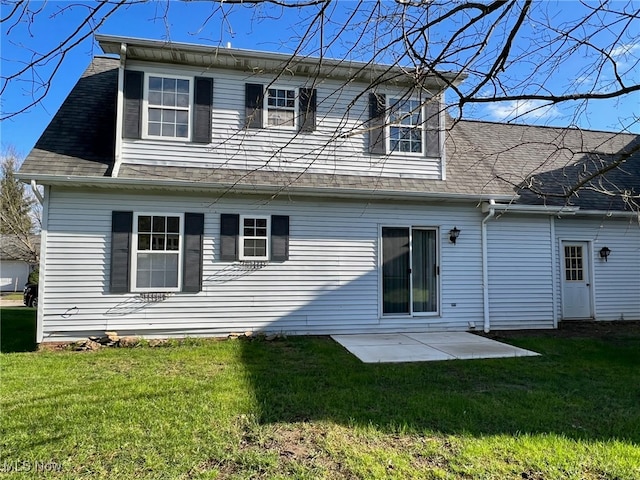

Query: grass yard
1;308;639;479
1;293;24;301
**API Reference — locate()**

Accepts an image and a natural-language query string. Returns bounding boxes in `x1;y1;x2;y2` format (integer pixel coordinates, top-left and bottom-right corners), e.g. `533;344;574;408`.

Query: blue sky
1;1;639;159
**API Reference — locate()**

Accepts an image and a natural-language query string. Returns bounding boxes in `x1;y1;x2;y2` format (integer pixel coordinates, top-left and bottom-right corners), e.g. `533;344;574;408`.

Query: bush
28;268;39;285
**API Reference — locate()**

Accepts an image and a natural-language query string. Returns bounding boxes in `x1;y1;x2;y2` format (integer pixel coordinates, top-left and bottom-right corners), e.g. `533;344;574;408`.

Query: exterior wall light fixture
599;246;611;261
449;227;461;244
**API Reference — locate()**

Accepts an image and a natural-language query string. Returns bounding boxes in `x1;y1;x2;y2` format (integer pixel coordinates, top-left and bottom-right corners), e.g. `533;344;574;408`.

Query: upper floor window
245;83;316;132
368;93;441;158
123;70;212;143
267;88;297;128
145;75;192;140
389;98;423;154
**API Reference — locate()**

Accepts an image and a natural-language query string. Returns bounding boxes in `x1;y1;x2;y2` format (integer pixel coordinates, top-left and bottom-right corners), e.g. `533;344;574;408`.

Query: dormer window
245;83;316;132
266;88;297;128
144;74;193;140
368;93;441;158
122;70;212;144
389;98;423;154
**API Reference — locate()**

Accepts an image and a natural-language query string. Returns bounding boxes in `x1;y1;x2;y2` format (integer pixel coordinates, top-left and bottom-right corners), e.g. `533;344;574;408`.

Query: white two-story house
19;34;639;343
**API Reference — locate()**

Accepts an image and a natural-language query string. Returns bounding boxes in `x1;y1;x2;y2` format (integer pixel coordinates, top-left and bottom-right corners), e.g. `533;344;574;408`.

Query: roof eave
96;33;466;88
18;173;512;203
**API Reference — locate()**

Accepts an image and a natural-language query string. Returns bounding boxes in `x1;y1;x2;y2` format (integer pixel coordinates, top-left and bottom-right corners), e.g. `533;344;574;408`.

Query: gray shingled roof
20;57;117;177
20;56;639;211
0;235;40;263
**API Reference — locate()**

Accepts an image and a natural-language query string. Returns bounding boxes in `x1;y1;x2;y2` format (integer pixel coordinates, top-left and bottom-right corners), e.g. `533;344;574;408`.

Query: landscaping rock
74;339;101;351
96;336;116;346
105;331;119;341
118;336;139;347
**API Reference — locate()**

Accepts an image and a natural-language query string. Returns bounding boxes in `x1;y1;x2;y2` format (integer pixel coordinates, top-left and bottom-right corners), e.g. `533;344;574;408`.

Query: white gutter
572;209;639;218
112;42;127;178
481;199;496;333
482;203;579;215
483;203;638;219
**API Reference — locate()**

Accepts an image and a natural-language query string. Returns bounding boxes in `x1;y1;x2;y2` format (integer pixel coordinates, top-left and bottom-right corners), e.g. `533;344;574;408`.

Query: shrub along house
18;34;640;343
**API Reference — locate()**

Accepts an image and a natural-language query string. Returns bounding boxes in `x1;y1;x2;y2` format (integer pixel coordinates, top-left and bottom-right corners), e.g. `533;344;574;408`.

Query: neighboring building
0;235;39;292
18;34;640;343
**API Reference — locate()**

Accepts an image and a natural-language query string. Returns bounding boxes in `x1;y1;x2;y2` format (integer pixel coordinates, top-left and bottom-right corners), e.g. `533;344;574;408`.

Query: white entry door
561;241;593;319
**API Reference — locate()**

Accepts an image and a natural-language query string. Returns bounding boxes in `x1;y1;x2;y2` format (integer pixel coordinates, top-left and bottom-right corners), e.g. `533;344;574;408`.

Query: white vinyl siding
487;215;555;330
554;217;640;322
0;261;30;292
39;188;484;341
121;61;443;180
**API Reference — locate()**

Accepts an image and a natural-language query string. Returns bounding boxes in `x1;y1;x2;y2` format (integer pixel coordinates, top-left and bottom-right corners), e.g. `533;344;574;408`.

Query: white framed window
388;98;423;154
266;87;297;129
132;213;183;292
239;215;270;260
143;74;193;140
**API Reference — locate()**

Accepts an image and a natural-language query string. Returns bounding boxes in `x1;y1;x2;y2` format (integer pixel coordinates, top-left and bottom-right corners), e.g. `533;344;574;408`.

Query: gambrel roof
20;56;639;212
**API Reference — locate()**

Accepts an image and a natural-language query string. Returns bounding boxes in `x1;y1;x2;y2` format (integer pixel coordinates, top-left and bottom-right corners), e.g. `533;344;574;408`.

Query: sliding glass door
382;227;438;316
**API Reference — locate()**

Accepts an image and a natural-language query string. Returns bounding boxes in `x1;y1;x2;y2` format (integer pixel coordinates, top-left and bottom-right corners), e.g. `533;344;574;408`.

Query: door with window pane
561;241;593;319
382;227;438;316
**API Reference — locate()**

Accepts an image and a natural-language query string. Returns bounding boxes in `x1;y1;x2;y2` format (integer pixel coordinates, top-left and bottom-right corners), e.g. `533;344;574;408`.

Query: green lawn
1;292;24;301
1;308;639;479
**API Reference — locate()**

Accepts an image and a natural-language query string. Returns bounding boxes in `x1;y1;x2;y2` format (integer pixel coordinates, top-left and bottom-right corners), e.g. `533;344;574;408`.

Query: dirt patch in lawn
480;320;640;340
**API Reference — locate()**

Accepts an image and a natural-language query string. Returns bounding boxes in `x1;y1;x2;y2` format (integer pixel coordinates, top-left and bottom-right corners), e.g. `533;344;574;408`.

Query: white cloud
485;100;561;122
610;42;640;58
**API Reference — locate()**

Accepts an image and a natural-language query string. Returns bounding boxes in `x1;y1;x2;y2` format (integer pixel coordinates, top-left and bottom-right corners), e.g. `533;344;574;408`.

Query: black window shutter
425;96;441;158
193;77;213;144
271;215;289;262
245;83;264;129
110;211;133;293
182;212;205;293
299;88;317;132
220;214;240;261
368;93;386;154
123;70;143;139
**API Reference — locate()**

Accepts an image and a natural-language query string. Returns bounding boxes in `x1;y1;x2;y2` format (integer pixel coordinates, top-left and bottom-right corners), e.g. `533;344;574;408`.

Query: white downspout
481;199;496;333
112;42;127;178
30;180;44;204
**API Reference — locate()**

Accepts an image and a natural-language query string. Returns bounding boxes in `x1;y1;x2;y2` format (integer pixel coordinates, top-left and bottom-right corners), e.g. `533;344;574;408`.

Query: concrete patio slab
331;333;422;347
406;332;492;344
332;332;539;363
339;343;455;363
433;341;537;360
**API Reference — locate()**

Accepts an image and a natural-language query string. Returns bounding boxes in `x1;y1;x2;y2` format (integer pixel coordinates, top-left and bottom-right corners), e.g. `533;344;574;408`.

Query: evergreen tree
0;149;38;264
